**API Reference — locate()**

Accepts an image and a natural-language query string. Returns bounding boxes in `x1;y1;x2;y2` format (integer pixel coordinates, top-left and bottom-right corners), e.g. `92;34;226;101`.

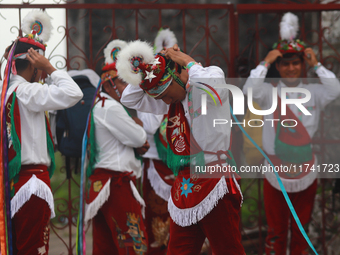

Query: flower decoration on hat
273;12;306;54
20;10;53;51
153;28;178;54
117;40;177;98
101;39;128;82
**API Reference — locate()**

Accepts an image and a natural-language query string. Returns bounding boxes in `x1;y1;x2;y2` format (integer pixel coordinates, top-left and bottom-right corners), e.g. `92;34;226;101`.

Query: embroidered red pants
12;195;51;255
12;165;51;255
166;181;245;255
143;159;172;255
264;179;317;255
92;171;148;255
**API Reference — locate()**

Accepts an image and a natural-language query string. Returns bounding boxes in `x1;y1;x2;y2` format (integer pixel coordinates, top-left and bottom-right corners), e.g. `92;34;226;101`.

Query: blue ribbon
230;105;318;255
77;79;103;255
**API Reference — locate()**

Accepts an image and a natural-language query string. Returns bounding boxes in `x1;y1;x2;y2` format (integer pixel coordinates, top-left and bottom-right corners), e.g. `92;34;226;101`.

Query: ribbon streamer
76;79;102;255
0;42;18;255
230;105;318;255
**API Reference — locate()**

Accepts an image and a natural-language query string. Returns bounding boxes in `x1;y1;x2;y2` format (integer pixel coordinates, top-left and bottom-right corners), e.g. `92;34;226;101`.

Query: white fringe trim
233;174;244;207
130;180;146;218
147;160;172;201
264;159;318;193
11;174;55;219
84;179;111;225
168;176;228;227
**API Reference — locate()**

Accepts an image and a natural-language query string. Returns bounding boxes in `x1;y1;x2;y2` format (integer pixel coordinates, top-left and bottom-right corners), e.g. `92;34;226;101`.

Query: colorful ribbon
230;105;318;255
0;41;17;255
76;79;102;255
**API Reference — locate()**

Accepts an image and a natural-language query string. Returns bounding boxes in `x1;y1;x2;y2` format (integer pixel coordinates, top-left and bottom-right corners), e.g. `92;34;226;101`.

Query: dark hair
6;40;41;73
276;52;304;65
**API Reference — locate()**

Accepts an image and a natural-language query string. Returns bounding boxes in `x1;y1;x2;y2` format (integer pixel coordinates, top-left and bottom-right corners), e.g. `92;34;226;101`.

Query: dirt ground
49;224;93;255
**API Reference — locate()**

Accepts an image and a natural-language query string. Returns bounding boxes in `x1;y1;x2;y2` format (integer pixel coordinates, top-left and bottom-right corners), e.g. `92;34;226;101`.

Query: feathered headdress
20;10;53;51
153;28;178;54
103;40;128;70
101;40;127;82
116;40;176;97
273;12;306;54
7;10;53;75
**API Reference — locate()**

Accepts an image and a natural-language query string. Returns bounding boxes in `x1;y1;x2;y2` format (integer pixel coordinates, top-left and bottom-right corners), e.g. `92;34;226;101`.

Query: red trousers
264;179;317;255
143;159;171;255
92;173;148;255
12;195;51;255
167;181;245;255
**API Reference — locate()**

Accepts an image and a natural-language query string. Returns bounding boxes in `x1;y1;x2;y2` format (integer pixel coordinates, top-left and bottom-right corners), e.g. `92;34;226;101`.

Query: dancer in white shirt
84;40;149;255
3;10;83;254
243;12;340;255
117;40;245;255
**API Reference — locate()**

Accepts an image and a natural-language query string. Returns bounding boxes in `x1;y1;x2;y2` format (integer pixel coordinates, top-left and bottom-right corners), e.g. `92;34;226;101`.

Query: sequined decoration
111;47;121;62
31;20;43;35
130;56;143;73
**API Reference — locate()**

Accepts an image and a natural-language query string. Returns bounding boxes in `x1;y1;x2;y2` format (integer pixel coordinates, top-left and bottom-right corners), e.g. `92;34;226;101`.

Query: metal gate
1;1;340;254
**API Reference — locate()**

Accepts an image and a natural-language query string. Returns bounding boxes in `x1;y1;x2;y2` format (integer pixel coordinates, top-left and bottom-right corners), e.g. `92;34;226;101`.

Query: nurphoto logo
200;84;312;128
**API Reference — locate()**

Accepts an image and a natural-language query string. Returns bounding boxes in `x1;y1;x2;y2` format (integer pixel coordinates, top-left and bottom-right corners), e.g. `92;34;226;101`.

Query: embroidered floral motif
126;213;147;254
37;245;46;255
174;182;181;201
112;215;147;254
168;114;181;128
193;185;202;192
174;175;203;200
93;180;103;192
43;225;49;245
180;178;194;198
174;136;186;153
151;217;170;248
168;113;187;153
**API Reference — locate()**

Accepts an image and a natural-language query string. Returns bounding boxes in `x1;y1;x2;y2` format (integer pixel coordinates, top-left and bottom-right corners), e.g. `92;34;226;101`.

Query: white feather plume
22;10;53;43
154;28;178;54
116;40;155;86
280;12;299;41
103;39;128;64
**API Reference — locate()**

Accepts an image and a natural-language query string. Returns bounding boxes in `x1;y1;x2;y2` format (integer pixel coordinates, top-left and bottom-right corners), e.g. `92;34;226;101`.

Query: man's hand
303;48;318;67
135;141;150;155
26;48;56;75
165;44;194;67
264;49;283;64
172;44;180;52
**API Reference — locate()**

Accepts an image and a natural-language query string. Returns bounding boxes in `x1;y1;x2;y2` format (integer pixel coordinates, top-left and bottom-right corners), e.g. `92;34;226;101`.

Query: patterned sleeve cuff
185;61;202;72
259;61;271;69
313;62;322;72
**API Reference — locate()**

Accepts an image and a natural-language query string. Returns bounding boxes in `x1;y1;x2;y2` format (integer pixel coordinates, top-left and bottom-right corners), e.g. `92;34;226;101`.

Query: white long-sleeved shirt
6;70;83;167
93;92;147;178
137;111;163;160
121;64;231;164
243;64;340;191
243;64;340;155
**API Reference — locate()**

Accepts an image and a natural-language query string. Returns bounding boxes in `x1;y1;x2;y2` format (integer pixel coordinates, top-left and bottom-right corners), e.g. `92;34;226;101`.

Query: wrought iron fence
1;1;340;254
